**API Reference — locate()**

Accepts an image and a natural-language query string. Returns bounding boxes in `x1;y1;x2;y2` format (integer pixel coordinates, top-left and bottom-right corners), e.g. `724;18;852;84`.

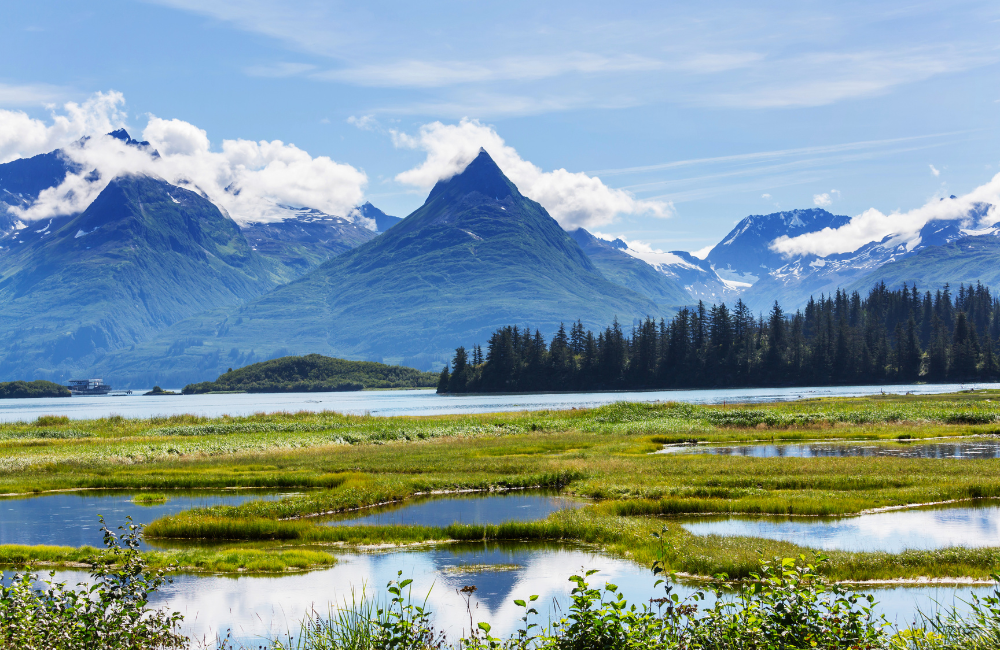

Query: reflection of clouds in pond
151;547;669;643
19;550;996;645
682;506;1000;552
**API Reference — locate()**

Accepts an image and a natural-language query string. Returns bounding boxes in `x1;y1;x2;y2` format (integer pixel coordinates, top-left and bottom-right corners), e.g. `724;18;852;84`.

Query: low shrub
0;517;185;650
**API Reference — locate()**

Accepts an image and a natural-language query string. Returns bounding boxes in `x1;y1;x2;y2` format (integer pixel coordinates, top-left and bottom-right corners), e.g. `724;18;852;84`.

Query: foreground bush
0;517;185;650
274;554;1000;650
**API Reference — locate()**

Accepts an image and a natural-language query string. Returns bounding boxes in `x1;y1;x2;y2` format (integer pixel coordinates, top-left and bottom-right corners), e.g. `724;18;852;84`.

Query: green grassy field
4;389;1000;580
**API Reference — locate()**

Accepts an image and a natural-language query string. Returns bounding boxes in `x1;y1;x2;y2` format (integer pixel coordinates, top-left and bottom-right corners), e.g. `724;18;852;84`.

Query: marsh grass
8;391;1000;580
0;542;337;574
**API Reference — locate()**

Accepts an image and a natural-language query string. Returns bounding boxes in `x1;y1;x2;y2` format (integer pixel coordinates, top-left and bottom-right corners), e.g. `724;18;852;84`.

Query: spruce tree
449;347;469;392
436;365;450;393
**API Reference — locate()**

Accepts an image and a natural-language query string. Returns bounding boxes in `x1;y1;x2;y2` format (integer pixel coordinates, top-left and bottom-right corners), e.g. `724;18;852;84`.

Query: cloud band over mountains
1;94;368;225
771;174;1000;258
1;94;665;230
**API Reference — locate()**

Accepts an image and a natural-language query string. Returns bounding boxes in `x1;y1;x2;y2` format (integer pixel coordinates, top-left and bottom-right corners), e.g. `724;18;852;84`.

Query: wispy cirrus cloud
313;53;664;88
0;81;68;106
142;0;1000;116
244;62;317;77
588;132;972;177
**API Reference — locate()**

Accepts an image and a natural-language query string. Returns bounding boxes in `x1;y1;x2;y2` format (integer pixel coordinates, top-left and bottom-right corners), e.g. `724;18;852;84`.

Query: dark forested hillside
183;354;438;393
0;380;70;398
439;282;1000;393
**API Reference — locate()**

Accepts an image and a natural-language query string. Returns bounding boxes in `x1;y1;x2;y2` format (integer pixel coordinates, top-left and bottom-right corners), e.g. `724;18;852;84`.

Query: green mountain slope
569;228;691;306
182;353;437;393
103;149;665;384
845;234;1000;295
0;174;290;381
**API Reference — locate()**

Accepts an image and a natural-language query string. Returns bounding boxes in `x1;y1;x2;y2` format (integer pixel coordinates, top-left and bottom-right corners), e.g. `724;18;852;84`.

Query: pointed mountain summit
425;147;516;204
106;149;665;382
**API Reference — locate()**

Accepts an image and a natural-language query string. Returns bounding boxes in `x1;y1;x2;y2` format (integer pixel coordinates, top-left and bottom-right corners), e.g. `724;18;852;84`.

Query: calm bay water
2;382;998;422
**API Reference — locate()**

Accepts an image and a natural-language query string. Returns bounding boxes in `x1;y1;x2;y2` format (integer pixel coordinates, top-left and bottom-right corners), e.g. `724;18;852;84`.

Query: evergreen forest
438;283;1000;393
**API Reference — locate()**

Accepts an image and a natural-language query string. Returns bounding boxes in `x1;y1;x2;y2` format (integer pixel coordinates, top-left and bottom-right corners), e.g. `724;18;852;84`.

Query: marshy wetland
7;388;1000;645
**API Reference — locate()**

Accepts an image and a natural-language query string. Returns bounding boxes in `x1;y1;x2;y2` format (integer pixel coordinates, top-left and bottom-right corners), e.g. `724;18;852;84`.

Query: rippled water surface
0;490;294;549
321;491;586;527
658;439;1000;459
2;382;998;422
680;503;1000;552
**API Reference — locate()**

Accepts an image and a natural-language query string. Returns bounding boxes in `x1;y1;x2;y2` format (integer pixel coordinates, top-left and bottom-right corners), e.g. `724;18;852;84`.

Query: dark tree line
438;282;1000;393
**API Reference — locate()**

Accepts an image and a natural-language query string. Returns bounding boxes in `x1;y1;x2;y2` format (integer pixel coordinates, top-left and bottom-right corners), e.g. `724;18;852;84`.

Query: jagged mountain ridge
569;228;690;307
845;232;1000;295
241;207;379;279
735;199;997;311
706;208;851;283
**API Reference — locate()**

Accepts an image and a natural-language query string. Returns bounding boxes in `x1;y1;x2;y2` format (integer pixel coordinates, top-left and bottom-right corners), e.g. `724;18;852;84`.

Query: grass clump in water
132;492;169;505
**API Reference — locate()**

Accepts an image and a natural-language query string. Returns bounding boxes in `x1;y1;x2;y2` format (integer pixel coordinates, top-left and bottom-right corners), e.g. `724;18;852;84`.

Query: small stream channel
657;438;1000;459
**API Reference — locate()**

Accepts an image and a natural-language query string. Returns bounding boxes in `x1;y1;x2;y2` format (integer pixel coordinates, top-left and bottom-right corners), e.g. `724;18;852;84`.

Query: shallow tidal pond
320;491;586;527
0;490;296;549
680;502;1000;552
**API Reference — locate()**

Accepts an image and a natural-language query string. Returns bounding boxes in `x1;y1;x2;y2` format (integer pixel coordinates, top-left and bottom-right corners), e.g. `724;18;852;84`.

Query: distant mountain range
705;202;998;312
0;131;997;385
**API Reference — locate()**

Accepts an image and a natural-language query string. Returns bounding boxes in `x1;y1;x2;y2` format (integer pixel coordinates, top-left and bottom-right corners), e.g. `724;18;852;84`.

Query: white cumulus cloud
930;164;940;176
770;173;1000;258
0;91;127;164
4;93;368;225
391;118;672;230
812;189;840;207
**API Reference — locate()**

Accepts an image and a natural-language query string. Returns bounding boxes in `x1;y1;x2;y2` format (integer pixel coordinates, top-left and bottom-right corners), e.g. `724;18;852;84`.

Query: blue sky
1;0;998;253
